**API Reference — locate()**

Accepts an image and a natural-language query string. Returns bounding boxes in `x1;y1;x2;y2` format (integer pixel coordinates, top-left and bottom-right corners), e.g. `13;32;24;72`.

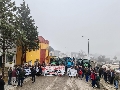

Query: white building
0;46;17;68
59;53;67;58
49;50;60;57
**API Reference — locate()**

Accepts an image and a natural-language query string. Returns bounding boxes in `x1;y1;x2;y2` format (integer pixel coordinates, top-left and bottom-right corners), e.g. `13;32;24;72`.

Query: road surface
16;76;106;90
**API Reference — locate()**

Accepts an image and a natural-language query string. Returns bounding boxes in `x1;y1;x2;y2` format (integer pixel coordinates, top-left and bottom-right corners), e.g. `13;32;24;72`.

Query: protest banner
67;68;77;77
24;68;31;76
44;66;65;76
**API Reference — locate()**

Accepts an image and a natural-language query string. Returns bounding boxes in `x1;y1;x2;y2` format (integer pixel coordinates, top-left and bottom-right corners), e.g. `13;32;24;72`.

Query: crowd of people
0;61;120;90
102;68;119;90
67;65;119;90
0;63;45;90
67;66;101;89
7;64;44;87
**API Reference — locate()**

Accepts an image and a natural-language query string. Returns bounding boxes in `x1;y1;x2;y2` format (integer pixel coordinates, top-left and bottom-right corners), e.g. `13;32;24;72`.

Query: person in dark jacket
107;70;111;83
8;67;12;85
81;67;85;78
99;68;103;78
0;75;5;90
96;73;100;89
104;70;107;83
39;66;42;76
110;70;115;84
31;67;36;83
85;68;89;82
18;68;25;87
75;66;79;78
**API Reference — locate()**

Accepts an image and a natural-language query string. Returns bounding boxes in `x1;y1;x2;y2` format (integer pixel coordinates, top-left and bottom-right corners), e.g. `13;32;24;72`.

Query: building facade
25;36;49;65
0;46;17;68
49;50;60;57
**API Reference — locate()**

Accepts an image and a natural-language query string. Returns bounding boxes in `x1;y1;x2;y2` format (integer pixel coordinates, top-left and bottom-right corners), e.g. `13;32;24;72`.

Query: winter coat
12;70;17;77
96;76;100;81
39;67;42;74
91;73;96;80
18;70;25;78
114;74;119;82
31;68;36;76
104;71;107;78
79;70;83;75
0;78;5;90
85;70;89;76
8;69;12;77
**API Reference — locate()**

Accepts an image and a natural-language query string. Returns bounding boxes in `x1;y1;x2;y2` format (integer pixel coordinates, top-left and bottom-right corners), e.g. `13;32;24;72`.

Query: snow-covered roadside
63;78;93;90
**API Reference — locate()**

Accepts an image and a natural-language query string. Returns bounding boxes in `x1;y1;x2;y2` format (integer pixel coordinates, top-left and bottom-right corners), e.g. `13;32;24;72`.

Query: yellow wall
16;47;22;65
40;43;48;49
26;43;40;65
16;42;49;65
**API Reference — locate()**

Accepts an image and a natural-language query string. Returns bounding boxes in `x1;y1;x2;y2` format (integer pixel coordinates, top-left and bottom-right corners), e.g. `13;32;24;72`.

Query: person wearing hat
0;75;5;90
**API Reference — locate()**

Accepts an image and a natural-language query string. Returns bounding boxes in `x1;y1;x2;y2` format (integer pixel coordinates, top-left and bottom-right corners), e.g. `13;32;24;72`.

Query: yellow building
16;36;49;65
26;36;49;65
25;43;40;65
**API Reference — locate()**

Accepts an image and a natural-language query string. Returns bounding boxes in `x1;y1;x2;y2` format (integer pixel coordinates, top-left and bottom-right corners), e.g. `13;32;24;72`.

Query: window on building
6;55;13;63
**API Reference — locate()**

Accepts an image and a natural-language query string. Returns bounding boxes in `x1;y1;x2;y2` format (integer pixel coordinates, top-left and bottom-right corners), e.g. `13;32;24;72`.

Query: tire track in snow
45;76;58;90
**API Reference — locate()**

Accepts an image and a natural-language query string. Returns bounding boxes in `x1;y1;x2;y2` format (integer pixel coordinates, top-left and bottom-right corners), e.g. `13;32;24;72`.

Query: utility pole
82;36;90;60
88;39;89;59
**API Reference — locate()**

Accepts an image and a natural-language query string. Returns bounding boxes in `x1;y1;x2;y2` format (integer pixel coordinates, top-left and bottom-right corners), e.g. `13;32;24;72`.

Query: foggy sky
14;0;120;59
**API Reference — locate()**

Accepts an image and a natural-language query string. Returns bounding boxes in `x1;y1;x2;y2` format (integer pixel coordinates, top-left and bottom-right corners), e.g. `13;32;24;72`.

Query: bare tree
113;56;117;60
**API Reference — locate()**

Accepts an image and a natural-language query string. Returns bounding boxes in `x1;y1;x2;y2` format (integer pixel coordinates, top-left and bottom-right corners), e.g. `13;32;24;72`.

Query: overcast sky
14;0;120;59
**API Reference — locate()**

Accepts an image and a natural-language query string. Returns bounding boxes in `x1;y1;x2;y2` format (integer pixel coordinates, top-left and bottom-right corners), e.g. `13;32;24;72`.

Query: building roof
45;40;49;44
38;36;49;44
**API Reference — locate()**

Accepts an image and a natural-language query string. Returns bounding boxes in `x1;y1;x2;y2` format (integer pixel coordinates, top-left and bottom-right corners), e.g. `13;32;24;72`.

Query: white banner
44;66;65;76
24;68;31;75
67;68;77;76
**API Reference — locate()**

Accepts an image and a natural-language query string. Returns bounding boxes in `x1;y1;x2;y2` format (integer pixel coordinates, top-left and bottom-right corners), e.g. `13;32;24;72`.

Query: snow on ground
16;76;106;90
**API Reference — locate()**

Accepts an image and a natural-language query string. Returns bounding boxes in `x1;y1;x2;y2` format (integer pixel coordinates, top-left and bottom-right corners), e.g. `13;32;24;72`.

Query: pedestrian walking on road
0;75;5;90
90;71;96;88
11;68;17;86
31;67;36;83
114;73;119;90
78;69;83;80
85;68;89;82
38;65;42;76
110;70;115;84
103;70;107;83
95;73;100;89
75;66;79;78
18;68;25;87
81;67;85;78
8;67;12;85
